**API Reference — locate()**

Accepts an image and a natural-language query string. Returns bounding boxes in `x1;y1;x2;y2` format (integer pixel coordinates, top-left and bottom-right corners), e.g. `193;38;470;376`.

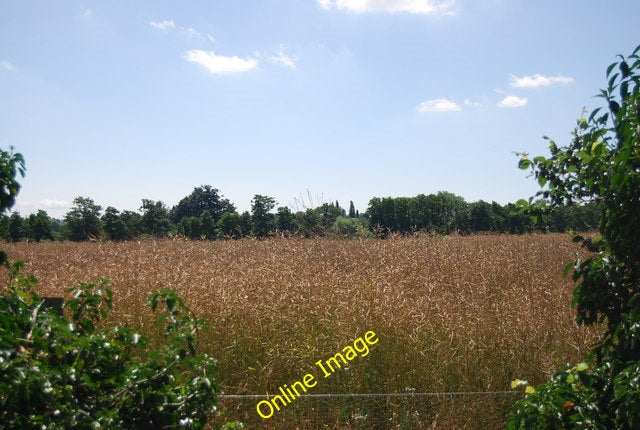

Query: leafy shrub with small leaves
0;260;241;429
508;45;640;429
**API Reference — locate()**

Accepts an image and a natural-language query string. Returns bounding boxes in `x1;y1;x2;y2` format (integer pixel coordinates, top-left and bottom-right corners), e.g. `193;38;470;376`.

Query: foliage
199;210;217;240
508;45;640;428
140;199;173;238
0;260;241;429
7;212;26;242
27;210;54;242
102;206;128;241
170;186;235;225
216;211;243;239
250;195;276;238
64;197;103;242
275;206;297;234
0;147;25;215
331;216;372;238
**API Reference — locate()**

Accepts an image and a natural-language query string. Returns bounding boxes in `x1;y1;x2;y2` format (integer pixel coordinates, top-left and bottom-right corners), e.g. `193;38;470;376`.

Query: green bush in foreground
508;45;640;428
0;260;241;429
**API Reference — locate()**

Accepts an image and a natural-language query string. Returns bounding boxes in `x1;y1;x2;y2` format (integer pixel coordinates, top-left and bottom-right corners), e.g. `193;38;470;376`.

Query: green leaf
518;158;532;170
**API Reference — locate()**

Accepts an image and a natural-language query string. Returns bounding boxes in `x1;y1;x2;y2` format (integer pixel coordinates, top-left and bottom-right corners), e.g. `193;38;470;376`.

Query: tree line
1;186;599;242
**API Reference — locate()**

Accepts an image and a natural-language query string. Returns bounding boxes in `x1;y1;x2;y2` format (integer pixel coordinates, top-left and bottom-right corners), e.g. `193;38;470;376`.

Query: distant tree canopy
64;197;103;241
366;192;599;235
1;186;600;243
169;185;235;224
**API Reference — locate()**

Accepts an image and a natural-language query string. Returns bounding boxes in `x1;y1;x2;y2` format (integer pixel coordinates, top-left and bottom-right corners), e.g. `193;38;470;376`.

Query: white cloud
149;20;176;31
184;50;258;74
463;98;482;107
268;46;297;68
184;27;201;38
497;95;527;108
417;98;461;113
150;20;206;39
1;61;16;72
14;199;71;216
317;0;455;14
40;199;70;209
509;73;574;88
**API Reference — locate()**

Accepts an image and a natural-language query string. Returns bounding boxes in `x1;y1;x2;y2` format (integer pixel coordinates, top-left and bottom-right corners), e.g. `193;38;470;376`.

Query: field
2;234;600;429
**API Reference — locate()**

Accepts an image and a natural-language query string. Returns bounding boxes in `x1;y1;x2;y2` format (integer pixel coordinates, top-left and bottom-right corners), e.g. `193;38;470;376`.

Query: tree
297;209;322;238
508;45;640;428
27;210;54;241
177;216;203;240
65;197;102;241
8;212;25;242
0;147;25;214
101;206;128;241
348;201;356;218
216;211;242;239
170;186;235;224
120;210;143;238
199;210;216;239
239;211;252;238
140;199;172;237
275;206;297;233
251;195;276;238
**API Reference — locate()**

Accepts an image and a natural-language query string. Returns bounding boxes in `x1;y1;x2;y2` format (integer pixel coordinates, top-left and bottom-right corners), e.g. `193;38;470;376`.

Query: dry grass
2;234;601;428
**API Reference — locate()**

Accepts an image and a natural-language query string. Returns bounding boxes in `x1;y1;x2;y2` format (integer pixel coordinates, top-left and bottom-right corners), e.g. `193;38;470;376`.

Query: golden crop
3;234;600;429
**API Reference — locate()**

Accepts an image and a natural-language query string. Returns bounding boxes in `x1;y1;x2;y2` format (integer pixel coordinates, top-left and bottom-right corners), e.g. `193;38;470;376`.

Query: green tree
297;209;322;238
239;211;252;238
508;45;640;429
177;216;203;240
275;206;297;233
0;147;25;214
216;211;242;239
348;200;356;218
251;195;276;238
170;186;235;224
101;207;128;241
199;210;216;239
120;210;143;238
27;210;54;241
140;199;172;237
8;212;25;242
64;197;102;241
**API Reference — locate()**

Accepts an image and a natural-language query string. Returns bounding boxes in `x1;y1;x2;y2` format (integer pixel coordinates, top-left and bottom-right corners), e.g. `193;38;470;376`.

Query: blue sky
2;1;639;218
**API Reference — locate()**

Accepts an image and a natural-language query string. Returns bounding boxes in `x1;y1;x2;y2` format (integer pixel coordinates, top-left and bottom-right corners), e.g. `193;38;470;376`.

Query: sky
2;1;639;218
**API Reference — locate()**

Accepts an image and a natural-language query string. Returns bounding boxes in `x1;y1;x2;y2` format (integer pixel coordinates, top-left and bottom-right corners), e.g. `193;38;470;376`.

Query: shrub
0;260;241;429
508;45;640;428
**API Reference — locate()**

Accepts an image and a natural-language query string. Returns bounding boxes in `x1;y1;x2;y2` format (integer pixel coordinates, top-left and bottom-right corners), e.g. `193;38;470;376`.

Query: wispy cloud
497;95;527;108
417;98;461;113
268;46;297;68
509;73;574;88
150;19;177;31
1;61;17;72
184;50;258;74
317;0;455;14
149;20;203;38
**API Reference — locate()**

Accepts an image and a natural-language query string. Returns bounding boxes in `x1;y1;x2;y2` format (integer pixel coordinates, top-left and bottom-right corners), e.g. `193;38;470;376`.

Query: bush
508;45;640;428
331;216;373;238
0;260;241;429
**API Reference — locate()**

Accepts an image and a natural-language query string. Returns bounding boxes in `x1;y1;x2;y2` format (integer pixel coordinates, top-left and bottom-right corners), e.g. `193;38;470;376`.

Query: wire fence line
217;391;523;429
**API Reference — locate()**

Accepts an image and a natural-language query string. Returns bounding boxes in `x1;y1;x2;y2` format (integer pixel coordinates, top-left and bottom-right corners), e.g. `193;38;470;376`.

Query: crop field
2;234;601;429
